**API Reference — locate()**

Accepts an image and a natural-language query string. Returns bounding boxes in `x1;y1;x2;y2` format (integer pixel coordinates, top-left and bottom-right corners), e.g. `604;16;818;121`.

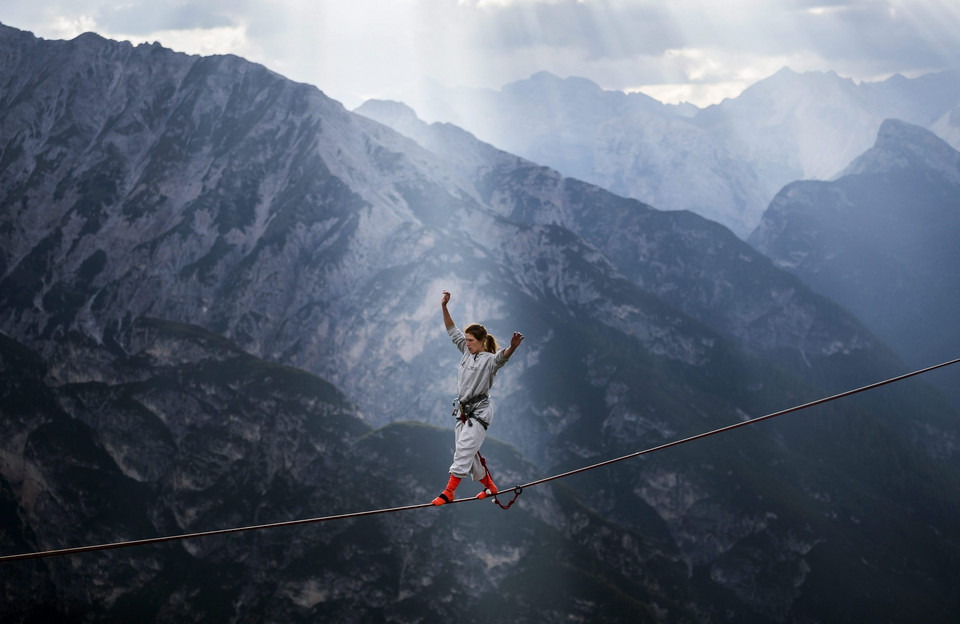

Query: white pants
449;417;487;480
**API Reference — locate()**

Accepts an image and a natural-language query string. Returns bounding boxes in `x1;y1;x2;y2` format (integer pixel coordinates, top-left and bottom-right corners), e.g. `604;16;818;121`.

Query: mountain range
2;23;960;622
394;68;960;238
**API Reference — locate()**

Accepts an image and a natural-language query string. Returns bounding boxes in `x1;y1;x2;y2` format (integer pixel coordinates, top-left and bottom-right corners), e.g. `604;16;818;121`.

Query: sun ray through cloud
2;0;958;109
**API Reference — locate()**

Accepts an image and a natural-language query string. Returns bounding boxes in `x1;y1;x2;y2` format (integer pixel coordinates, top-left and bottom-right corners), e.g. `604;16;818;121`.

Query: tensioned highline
2;356;958;564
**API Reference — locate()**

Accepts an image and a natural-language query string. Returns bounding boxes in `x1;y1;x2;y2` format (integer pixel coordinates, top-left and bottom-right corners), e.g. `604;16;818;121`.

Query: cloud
4;0;959;107
92;0;238;35
468;0;682;59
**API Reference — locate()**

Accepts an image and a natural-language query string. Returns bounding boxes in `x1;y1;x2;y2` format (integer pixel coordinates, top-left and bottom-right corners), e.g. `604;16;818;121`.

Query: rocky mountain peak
841;118;960;184
727;67;856;107
353;98;420;127
503;70;601;94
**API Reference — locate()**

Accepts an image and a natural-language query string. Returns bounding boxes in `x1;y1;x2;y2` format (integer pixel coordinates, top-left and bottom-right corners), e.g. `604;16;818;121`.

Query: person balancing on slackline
432;290;525;506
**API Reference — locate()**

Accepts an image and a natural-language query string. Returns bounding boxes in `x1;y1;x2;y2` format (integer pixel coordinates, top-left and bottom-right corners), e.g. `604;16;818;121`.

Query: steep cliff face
3;25;960;622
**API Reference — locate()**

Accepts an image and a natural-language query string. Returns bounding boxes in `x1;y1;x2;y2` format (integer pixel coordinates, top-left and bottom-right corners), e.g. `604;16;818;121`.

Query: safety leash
477;451;522;510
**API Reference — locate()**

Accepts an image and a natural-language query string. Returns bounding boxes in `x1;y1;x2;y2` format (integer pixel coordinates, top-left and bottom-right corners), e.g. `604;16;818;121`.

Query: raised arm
502;331;524;359
441;290;455;329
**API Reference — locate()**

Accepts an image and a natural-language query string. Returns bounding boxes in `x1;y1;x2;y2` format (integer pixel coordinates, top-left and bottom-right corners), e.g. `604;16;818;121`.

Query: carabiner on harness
453;395;489;429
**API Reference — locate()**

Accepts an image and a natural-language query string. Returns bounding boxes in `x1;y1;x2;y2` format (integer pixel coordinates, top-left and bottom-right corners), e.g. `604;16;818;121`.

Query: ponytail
465;323;498;353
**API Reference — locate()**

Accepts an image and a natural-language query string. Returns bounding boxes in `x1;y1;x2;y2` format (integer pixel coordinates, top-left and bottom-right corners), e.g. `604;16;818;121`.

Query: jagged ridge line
2;357;958;564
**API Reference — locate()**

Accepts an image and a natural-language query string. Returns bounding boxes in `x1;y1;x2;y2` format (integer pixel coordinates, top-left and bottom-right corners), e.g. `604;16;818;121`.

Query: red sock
432;475;461;506
477;474;498;499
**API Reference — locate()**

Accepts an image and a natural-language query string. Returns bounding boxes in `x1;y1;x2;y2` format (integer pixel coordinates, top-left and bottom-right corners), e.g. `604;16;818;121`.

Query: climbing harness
453;394;489;429
2;356;958;563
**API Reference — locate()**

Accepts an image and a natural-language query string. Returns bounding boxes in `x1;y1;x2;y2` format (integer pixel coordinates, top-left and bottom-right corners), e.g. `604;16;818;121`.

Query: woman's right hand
441;290;451;306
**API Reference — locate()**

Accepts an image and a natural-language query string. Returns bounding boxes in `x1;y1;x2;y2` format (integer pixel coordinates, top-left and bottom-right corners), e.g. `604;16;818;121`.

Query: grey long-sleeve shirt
448;325;511;403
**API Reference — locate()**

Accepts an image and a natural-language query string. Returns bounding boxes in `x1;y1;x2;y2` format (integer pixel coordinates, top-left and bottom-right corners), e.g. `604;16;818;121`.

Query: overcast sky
4;0;960;108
